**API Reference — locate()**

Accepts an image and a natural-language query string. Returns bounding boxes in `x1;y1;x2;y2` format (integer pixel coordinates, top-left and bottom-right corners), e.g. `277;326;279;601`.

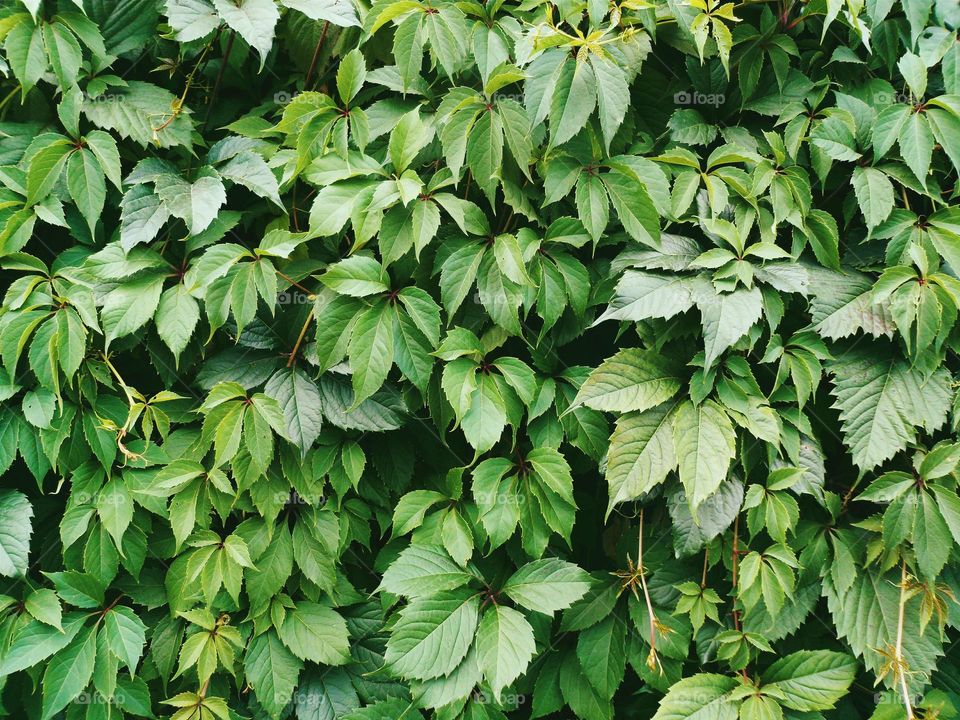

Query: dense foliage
0;0;959;718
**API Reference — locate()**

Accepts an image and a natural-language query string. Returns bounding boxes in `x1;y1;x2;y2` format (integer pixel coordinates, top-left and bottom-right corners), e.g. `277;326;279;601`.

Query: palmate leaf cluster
0;0;959;718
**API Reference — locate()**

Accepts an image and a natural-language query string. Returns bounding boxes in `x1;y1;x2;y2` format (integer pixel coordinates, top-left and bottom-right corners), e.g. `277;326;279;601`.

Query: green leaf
104;606;146;673
45;571;104;609
466;108;504;204
693;282;763;370
651;673;739;720
476;605;536;700
342;701;423;720
282;0;359;26
804;209;840;270
597;271;696;323
913;491;952;579
872;103;911;159
295;669;361;720
498;98;533;179
322;256;388;296
576;173;609;243
570;348;681;413
550;58;597;147
738;695;782;720
590;56;629;152
82;81;195;149
120;184;172;250
672;400;736;516
264;367;324;452
851;166;894;229
26;140;72;206
66;149;106;236
0;489;32;577
502;558;592;615
385;589;480;681
0;612;86;675
212;0;279;66
244;630;304;719
606;402;679;515
217;150;283;207
898;112;934;184
389;109;433;174
101;274;165;348
829;346;952;470
561;654;614;720
24;588;62;630
461;372;507;453
809;269;894;340
668;478;743;558
278;603;351;666
41;626;97;720
165;0;220;42
378;545;473;597
761;650;857;711
349;301;395;405
826;568;943;688
602;170;661;248
4;20;46;96
155;284;200;361
154;171;227;236
440;508;473;565
337;48;367;104
577;613;627;700
392;490;448;536
97;477;133;548
42;21;82;89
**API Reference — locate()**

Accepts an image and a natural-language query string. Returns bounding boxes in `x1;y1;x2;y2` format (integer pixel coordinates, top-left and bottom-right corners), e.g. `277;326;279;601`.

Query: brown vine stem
731;515;749;680
731;515;741;631
287;309;314;368
305;22;330;90
701;549;709;588
292;183;301;232
203;30;236;132
154;38;214;136
277;270;313;296
637;510;660;673
895;561;915;720
98;594;124;618
101;353;137;422
99;357;145;462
